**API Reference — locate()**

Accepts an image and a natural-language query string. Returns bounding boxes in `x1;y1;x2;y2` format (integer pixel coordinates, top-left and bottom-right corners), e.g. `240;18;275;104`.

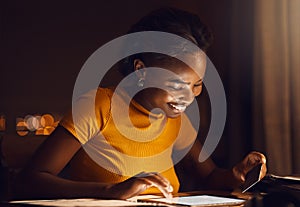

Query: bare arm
179;140;267;191
13;126;172;200
13;126;104;199
204;151;267;190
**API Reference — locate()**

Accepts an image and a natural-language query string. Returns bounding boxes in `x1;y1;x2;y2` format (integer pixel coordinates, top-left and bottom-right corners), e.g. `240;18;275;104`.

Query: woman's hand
232;151;267;183
105;172;173;200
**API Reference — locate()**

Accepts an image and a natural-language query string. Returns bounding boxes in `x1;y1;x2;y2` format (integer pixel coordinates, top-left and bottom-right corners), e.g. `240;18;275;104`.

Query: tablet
241;163;263;193
141;195;245;206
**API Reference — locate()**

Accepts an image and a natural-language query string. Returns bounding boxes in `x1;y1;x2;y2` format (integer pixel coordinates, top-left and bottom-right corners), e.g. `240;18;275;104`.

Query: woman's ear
133;59;146;78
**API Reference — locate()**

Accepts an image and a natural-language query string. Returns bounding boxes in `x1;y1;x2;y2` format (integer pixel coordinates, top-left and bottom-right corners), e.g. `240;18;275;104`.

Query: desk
3;191;252;207
3;180;300;207
2;172;299;207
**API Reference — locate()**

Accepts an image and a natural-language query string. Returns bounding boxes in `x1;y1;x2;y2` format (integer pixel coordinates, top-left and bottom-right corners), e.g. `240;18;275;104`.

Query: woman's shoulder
73;87;115;106
96;86;115;97
94;86;116;103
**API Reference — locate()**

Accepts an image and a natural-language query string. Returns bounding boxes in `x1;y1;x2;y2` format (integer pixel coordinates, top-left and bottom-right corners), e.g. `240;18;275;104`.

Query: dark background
0;0;256;190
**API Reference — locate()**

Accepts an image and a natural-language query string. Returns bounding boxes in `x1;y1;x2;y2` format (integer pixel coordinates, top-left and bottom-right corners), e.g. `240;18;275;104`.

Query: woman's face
135;53;206;118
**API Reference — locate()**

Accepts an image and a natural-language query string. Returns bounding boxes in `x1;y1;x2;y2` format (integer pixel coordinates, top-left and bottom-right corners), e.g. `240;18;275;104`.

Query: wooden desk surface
4;191;253;207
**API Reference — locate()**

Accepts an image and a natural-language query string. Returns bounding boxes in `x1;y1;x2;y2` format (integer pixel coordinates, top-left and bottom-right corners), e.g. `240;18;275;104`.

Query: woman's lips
168;103;187;113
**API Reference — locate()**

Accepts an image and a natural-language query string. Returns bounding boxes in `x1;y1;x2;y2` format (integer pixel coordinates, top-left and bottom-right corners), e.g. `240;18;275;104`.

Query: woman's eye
194;81;203;87
194;83;202;87
168;83;185;90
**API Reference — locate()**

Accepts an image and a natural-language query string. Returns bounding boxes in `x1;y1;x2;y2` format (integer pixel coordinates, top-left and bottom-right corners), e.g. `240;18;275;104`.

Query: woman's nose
176;88;195;103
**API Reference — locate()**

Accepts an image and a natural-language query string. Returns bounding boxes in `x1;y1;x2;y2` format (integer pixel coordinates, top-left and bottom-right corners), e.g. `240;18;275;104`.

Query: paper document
140;195;245;206
10;198;163;206
10;194;246;206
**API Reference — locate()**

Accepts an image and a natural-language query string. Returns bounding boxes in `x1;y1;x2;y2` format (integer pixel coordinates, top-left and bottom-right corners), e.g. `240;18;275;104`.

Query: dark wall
0;0;255;176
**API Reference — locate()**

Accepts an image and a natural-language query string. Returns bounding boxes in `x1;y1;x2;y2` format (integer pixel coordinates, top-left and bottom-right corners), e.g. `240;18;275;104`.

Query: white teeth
170;103;186;112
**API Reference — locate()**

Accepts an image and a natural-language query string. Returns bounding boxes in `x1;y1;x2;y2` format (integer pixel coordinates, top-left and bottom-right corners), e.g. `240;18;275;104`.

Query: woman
13;7;267;200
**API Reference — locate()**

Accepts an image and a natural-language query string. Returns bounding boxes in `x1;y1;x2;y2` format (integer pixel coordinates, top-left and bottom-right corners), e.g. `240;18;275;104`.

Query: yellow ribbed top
60;87;197;195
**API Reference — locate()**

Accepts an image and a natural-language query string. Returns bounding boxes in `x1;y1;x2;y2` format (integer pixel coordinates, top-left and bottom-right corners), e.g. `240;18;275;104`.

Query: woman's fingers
247;151;266;164
109;172;173;199
156;174;173;193
145;173;173;198
136;172;173;198
242;152;266;173
233;151;267;182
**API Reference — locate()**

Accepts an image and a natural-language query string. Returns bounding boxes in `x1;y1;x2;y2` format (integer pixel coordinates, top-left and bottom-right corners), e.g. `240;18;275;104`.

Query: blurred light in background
16;119;28;137
0;115;5;132
16;114;59;136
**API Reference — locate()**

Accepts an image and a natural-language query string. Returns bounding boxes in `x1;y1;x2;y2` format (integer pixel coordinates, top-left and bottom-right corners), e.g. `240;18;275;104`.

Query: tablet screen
241;163;263;193
143;195;245;206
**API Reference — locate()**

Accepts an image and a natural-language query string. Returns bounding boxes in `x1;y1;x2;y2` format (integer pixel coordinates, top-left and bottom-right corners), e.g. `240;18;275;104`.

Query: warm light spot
40;114;54;127
24;115;41;131
16;113;60;136
0;115;5;131
36;126;55;136
16;121;29;136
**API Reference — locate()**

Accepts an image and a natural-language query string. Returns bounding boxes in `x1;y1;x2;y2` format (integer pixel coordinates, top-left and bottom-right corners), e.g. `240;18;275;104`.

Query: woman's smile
168;102;187;113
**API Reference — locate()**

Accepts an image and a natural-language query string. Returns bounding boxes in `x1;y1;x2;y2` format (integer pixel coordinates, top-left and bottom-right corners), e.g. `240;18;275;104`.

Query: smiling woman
12;7;267;200
130;54;205;118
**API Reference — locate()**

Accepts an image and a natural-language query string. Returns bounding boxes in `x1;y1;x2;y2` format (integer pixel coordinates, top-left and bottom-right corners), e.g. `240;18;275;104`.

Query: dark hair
121;7;213;76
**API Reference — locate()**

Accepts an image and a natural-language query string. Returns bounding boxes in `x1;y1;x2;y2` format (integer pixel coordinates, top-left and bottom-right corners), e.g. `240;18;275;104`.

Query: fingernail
166;193;173;199
167;185;173;192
